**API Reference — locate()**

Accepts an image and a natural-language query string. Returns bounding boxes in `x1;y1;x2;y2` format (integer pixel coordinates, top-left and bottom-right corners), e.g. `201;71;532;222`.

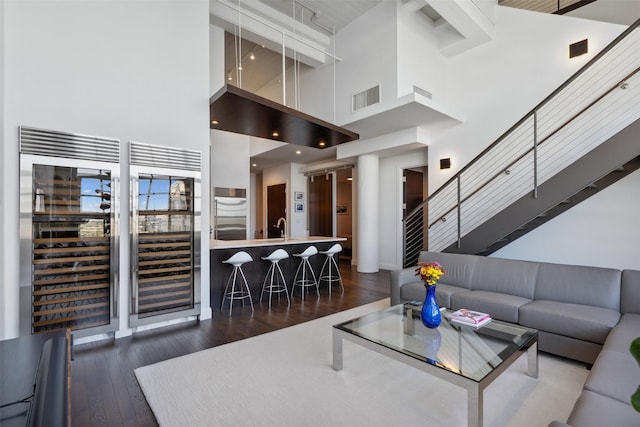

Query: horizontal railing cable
402;18;640;258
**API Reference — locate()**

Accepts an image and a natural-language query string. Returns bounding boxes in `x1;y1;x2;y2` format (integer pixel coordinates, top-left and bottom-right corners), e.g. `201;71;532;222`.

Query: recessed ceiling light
252;163;257;167
250;52;255;60
318;141;326;147
347;177;353;181
296;150;301;155
211;120;219;125
272;131;279;137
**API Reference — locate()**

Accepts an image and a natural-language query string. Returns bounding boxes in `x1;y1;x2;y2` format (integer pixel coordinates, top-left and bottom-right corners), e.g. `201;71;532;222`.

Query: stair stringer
442;117;640;255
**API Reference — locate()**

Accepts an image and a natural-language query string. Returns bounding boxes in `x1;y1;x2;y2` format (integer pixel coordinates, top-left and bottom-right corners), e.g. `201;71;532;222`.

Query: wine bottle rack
32;237;111;333
137;231;194;316
138;233;193;317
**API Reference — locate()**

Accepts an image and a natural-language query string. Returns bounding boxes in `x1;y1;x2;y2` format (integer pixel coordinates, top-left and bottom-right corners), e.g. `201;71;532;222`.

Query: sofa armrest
390;267;417;305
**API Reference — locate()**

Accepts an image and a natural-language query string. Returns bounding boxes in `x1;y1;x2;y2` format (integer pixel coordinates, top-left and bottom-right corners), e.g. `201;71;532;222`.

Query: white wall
290;164;308;238
0;0;10;339
396;1;445;100
210;130;251;190
335;1;399;126
494;169;640;270
429;6;626;191
1;0;210;340
210;130;251;239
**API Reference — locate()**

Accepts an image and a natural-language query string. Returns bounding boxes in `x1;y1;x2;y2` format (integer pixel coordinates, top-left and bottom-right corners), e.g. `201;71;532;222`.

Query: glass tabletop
333;303;537;382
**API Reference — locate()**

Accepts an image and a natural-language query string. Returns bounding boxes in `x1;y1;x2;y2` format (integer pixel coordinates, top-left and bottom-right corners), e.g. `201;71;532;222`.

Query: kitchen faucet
276;217;287;241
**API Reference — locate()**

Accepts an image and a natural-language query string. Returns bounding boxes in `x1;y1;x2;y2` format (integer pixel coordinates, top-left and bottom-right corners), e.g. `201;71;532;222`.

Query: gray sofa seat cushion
621;269;640;314
603;313;640;354
399;281;426;304
435;282;467;308
584;349;640;404
566;390;640;427
519;300;620;345
470;256;538;299
535;262;621;310
450;290;530;323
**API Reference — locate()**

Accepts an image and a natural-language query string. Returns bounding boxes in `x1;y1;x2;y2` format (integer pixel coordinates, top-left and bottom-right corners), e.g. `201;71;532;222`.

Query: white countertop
210;236;346;250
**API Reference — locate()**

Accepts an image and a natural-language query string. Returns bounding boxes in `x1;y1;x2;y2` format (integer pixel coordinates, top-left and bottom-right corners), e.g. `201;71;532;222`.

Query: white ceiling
258;0;383;34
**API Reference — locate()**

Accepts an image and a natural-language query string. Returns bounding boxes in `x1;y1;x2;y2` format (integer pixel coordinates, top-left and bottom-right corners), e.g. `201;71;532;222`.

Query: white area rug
135;300;588;427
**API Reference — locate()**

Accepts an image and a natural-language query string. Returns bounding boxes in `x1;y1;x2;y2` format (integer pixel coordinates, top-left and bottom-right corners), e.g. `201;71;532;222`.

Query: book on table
448;309;492;328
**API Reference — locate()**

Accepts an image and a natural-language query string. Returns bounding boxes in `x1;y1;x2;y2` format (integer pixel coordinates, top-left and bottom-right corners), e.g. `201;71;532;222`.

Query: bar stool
291;245;319;299
260;248;290;308
220;251;254;315
319;243;344;295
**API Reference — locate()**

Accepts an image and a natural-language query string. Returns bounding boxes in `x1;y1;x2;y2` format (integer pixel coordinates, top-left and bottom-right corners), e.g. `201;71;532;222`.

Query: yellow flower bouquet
415;261;445;286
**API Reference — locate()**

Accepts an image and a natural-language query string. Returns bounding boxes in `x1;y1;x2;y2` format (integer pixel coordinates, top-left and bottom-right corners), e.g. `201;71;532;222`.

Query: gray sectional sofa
390;251;640;427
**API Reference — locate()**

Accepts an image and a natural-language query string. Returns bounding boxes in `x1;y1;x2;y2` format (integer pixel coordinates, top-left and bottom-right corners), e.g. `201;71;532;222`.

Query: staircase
403;19;640;266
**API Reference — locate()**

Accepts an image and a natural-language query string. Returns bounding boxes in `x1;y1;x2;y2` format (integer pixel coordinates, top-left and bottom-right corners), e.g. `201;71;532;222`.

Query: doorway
308;174;333;237
267;183;286;238
403;167;427;267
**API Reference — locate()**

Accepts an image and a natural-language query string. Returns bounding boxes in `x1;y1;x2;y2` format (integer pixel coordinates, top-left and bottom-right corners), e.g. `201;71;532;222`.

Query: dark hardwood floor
71;261;390;426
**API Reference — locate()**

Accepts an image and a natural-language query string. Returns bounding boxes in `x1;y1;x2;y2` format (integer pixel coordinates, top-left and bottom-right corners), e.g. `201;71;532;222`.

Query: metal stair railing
402;19;640;261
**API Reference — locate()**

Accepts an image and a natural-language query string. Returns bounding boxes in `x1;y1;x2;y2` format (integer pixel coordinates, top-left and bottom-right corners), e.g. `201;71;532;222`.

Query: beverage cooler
129;142;201;327
19;126;121;337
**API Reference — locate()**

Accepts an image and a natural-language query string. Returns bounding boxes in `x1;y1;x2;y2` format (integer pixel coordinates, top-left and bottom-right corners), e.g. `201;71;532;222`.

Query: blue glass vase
420;285;441;328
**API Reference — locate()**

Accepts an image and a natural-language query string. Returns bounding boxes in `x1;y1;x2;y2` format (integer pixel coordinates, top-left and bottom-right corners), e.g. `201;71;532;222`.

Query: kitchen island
210;236;346;311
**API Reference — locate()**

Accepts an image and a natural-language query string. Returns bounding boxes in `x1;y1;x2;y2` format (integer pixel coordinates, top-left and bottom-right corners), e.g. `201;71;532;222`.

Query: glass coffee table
333;303;538;427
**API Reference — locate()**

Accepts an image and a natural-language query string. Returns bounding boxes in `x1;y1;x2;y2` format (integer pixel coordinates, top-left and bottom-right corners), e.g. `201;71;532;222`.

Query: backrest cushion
621;269;640;314
535;262;621;310
470;256;538;299
417;251;476;290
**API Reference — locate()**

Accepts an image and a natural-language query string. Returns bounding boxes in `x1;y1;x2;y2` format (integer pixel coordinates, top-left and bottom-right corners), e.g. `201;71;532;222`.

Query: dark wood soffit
209;84;359;149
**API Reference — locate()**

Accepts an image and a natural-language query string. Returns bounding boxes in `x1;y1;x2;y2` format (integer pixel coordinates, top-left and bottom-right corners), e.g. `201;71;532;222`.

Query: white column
357;154;379;273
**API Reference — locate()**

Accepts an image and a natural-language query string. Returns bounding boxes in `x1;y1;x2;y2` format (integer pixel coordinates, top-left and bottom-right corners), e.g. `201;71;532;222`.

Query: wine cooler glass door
29;162;118;335
130;168;201;326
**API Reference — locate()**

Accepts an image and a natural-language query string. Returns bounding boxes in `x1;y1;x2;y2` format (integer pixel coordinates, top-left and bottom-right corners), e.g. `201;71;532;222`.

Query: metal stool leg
260;259;290;309
221;265;253;315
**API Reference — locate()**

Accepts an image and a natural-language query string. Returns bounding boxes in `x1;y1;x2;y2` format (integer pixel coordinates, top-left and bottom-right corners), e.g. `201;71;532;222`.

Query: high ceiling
220;0;640;173
258;0;383;34
221;1;384;172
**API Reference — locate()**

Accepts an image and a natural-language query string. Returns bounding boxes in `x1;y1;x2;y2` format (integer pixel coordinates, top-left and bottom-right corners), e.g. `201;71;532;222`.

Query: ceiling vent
352;85;380;112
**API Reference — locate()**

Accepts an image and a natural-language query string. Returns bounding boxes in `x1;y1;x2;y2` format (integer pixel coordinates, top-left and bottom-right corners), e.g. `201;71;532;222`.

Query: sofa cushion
566;390;640;427
450;290;530;323
435;283;468;308
603;313;640;354
535;262;621;311
519;300;620;345
621;270;640;314
584;349;640;404
469;256;538;299
418;251;476;289
399;281;427;304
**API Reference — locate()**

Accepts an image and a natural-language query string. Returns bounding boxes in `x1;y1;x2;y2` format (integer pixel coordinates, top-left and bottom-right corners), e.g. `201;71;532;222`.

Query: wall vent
352;85;380;112
20;126;120;163
130;141;201;171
